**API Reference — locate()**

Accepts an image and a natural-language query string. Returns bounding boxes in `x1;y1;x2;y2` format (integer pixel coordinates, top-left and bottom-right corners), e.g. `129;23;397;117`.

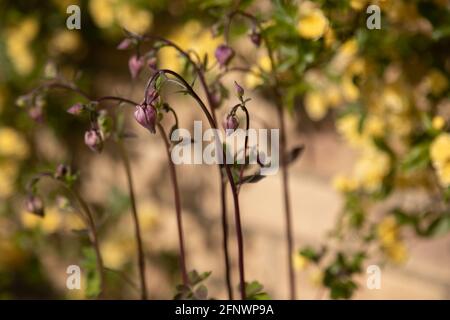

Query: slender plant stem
152;70;246;299
157;123;189;286
140;37;233;298
220;180;233;299
263;33;297;300
117;141;148;300
70;188;106;297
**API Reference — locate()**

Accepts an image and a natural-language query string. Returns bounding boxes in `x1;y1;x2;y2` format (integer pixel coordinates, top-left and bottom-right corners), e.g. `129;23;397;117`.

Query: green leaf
401;142;430;172
426;215;450;237
244;281;270;300
82;247;101;298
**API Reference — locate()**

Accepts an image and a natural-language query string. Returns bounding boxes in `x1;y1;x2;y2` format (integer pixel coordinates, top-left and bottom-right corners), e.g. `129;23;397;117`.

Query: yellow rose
116;3;153;34
430;133;450;187
377;216;399;246
354;147;390;191
0;127;29;159
332;174;358;193
49;30;81;54
293;253;309;271
384;241;408;264
432;116;446;131
297;7;328;40
305;91;328;121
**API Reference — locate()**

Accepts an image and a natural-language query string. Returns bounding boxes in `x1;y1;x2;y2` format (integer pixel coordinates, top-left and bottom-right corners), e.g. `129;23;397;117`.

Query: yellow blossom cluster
0;128;29;198
4;17;39;75
430;133;450;187
377;216;408;264
158;20;223;74
89;0;153;34
296;1;328;40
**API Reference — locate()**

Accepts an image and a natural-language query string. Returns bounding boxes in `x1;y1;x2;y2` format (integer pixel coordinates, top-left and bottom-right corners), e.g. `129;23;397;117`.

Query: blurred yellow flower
64;213;85;231
308;268;324;287
158;20;222;73
341;75;359;102
293;253;309;271
432;116;446;131
377;216;408;263
430;133;450;187
49;30;81;54
21;207;62;234
0;161;19;198
384;241;408;264
350;0;368;10
324;84;343;108
383;85;409;113
297;5;328;40
364;115;385;138
89;0;115;28
305;91;327;121
116;2;153;34
354;147;390;191
377;216;399;246
332;174;358;193
101;237;134;268
426;69;448;96
336;113;364;147
5;17;39;75
136;203;159;231
0;127;29;159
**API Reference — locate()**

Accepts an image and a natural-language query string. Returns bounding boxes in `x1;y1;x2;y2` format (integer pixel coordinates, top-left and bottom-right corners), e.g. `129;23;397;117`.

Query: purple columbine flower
134;103;157;134
215;44;235;67
129;55;144;79
67;103;84;115
26;195;44;217
84;129;103;152
223;114;239;134
234;81;245;99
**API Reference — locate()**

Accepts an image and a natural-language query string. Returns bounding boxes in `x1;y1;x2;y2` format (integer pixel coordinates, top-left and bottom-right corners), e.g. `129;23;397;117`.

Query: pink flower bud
26;195;44;217
84;129;103;152
234;81;244;99
117;38;132;50
134;104;157;134
223;114;239;134
250;31;261;47
215;44;235;67
128;55;144;79
54;164;69;179
67;103;84;115
28;105;44;123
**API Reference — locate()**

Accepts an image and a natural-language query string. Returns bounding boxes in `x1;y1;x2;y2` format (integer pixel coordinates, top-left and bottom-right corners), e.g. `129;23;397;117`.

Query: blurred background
1;0;450;299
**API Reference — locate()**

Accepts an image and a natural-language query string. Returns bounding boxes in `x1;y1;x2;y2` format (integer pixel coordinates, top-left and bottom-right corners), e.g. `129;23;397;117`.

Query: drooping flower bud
67;103;84;115
117;38;132;50
223;114;239;134
84;129;103;152
54;164;69;180
128;55;144;79
234;81;244;99
215;44;235;67
147;56;157;71
250;30;261;47
28;105;44;123
134;104;157;134
25;195;44;217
